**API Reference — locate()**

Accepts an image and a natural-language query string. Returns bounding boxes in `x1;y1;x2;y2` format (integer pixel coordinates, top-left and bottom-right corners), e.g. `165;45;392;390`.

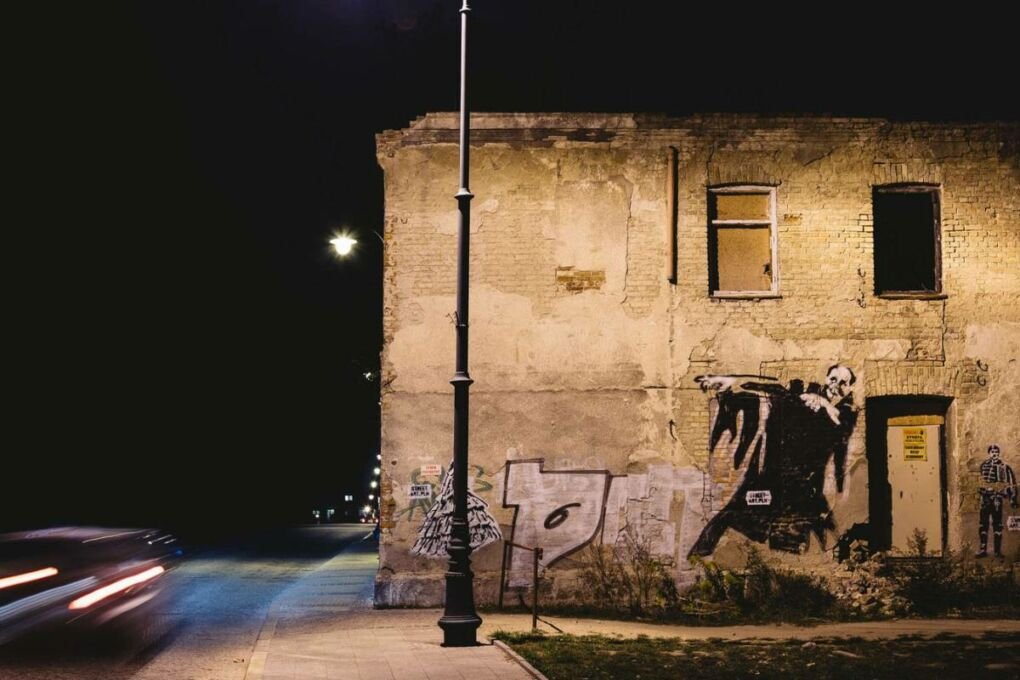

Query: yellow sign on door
903;428;927;461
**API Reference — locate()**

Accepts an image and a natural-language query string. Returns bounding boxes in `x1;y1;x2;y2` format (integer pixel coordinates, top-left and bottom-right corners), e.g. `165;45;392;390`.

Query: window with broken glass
708;186;778;297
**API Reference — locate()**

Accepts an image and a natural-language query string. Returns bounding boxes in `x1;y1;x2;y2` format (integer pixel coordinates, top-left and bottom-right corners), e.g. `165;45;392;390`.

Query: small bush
906;527;929;557
577;542;628;607
688;547;839;621
884;533;1020;617
575;527;676;615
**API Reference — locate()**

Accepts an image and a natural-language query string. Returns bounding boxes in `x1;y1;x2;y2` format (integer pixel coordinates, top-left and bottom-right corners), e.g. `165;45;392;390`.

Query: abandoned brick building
373;113;1020;606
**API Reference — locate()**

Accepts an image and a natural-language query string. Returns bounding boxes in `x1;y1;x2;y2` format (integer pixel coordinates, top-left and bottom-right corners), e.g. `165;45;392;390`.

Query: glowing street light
373;467;381;476
370;480;378;489
329;229;384;258
329;234;357;256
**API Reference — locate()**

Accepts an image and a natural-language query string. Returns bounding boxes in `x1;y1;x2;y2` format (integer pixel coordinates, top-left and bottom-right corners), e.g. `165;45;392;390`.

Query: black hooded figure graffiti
689;365;859;556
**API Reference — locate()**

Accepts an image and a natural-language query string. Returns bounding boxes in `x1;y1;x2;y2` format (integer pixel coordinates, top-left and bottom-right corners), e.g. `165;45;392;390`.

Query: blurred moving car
0;527;182;645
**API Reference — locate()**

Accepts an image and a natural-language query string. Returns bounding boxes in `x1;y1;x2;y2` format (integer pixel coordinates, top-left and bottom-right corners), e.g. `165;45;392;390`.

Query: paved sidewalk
244;532;1020;679
244;534;533;680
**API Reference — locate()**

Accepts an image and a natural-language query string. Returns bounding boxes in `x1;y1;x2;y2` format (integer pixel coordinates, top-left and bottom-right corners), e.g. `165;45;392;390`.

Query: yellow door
886;416;944;556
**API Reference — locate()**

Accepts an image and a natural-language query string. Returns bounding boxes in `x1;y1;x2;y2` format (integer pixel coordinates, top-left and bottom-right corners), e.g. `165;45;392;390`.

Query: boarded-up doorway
866;397;950;555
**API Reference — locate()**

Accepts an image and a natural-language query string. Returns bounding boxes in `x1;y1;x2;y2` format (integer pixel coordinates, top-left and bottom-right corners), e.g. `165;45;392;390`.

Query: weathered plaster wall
375;113;1020;606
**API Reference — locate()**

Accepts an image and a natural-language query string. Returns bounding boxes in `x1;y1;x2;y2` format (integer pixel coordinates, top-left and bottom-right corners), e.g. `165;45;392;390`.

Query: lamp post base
438;613;482;647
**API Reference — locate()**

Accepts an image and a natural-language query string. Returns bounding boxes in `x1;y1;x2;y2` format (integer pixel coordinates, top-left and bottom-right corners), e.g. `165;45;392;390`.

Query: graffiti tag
502;459;710;587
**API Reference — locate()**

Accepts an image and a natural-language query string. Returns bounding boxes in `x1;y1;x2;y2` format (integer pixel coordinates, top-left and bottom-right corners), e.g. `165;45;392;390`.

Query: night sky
7;1;1016;535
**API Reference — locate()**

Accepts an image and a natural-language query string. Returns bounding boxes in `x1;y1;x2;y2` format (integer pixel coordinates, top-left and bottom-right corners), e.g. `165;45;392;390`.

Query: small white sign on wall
1007;516;1020;532
745;490;772;506
408;484;433;500
420;464;442;477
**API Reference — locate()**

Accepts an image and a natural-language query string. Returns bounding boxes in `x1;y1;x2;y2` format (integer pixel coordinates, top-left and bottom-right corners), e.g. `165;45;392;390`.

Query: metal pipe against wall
667;146;679;284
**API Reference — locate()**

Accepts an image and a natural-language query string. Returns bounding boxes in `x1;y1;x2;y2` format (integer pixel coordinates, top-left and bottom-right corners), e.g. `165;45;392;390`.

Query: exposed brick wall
375;113;1020;606
555;266;606;293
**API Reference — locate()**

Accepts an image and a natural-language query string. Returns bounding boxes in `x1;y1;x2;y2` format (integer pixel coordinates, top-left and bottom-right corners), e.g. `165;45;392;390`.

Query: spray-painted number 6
543;502;581;529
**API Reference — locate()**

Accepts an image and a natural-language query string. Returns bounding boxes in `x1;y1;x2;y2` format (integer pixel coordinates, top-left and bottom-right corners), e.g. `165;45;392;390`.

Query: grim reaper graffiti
689;365;859;556
410;462;502;558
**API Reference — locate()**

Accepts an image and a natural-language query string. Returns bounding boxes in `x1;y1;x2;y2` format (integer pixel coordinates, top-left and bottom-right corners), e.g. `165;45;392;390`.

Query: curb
243;529;374;680
243;606;279;680
492;639;551;680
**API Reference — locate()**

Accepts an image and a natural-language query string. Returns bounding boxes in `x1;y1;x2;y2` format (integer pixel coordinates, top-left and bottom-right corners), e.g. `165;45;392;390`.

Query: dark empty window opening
873;186;941;295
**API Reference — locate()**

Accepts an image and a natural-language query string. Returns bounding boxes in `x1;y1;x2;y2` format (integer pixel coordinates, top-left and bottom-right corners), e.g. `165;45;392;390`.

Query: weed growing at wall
828;544;910;617
533;532;1020;623
573;541;838;622
687;548;840;622
828;529;1020;618
883;530;1020;617
575;529;677;615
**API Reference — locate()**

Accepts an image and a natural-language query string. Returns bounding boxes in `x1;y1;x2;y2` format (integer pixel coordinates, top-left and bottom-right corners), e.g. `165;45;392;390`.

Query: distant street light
373;467;381;476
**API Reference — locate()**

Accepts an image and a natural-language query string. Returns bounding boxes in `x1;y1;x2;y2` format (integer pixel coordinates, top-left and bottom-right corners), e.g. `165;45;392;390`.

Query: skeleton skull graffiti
824;364;856;402
802;364;856;425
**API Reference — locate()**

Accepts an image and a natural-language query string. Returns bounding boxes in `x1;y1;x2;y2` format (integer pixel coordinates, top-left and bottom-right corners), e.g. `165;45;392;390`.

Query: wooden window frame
708;185;779;299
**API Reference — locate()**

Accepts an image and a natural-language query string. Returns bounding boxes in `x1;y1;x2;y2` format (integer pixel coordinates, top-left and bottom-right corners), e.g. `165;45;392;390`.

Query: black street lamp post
437;0;480;647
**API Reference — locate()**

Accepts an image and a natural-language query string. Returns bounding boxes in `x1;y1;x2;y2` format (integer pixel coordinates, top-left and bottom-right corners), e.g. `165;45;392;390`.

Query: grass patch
492;632;1020;680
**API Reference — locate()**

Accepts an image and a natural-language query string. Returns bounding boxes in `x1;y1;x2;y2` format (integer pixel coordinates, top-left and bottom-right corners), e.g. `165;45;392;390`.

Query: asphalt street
0;524;373;680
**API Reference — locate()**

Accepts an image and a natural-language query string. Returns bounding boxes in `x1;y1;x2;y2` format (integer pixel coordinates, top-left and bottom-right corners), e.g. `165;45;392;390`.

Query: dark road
0;525;374;680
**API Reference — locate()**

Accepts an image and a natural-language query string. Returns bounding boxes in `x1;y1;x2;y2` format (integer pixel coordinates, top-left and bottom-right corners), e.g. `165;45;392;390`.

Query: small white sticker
408;484;433;500
745;490;772;506
1008;516;1020;532
420;464;442;477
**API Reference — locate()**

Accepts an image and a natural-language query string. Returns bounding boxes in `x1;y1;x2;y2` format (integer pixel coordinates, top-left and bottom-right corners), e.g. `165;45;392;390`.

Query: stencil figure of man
976;444;1017;558
689;364;858;556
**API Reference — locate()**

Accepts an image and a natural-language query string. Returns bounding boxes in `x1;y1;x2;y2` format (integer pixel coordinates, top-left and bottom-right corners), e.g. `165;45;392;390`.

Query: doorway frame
865;395;952;556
